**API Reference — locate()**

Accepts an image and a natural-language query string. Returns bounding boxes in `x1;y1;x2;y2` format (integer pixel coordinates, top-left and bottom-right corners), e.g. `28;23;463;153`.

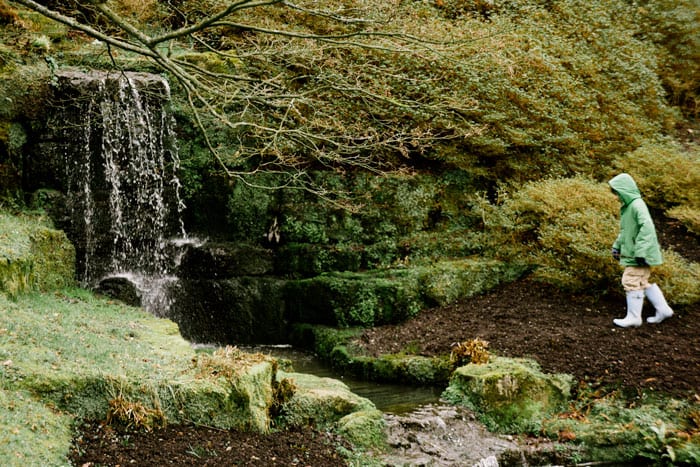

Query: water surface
245;345;443;414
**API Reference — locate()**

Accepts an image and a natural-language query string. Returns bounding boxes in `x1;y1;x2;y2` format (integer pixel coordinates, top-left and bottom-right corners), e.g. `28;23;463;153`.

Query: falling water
49;70;192;315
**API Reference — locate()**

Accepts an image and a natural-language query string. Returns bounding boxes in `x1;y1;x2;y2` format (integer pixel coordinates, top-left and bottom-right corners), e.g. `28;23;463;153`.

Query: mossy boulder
277;371;386;449
442;357;573;433
285;270;423;327
0;212;75;298
331;347;452;386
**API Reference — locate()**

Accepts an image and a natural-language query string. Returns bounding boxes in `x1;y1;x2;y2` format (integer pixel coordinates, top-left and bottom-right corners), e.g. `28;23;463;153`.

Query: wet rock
178;242;274;278
168;277;288;345
96;276;141;306
380;404;519;466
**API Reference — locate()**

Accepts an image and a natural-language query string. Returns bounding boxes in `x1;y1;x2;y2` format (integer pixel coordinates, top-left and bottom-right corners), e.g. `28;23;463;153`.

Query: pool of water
243;345;443;414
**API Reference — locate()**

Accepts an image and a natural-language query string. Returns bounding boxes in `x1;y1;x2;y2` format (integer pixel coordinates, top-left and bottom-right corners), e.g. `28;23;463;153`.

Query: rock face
169;242;286;344
177;242;275;278
25;70;184;287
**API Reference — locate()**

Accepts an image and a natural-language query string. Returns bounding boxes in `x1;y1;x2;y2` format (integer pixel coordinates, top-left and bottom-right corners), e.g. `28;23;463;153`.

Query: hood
608;173;641;206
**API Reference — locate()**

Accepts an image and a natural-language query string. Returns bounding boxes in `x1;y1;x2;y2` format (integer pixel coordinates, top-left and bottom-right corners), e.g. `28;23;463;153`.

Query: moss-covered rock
285;260;525;328
0;212;75;298
442;357;573;434
336;409;387;450
277;371;386;449
285;270;423;327
415;259;527;306
290;324;452;386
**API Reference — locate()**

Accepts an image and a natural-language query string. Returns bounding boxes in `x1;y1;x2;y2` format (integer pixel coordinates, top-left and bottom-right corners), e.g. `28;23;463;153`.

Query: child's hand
611;248;620;260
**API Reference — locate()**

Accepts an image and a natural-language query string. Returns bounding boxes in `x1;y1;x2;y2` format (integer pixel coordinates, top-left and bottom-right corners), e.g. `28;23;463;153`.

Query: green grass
0;289;278;465
0;288;191;382
0;388;74;467
0;289;193;465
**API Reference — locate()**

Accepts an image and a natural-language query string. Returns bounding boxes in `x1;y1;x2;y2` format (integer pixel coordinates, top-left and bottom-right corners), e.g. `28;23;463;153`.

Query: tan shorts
621;266;651;292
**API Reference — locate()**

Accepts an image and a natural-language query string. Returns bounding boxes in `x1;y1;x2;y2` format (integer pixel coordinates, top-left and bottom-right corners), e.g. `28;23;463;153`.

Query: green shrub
652;250;700;306
613;142;700;233
478;177;621;293
630;0;700;118
666;205;700;235
613;142;699;208
226;176;278;241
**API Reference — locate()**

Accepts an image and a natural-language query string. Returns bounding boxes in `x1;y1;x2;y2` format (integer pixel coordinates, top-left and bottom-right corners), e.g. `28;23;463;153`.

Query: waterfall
43;70;194;315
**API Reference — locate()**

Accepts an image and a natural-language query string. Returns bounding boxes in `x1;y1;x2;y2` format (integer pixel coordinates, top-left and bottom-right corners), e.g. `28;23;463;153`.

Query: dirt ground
70;422;351;466
70;219;699;466
359;218;700;400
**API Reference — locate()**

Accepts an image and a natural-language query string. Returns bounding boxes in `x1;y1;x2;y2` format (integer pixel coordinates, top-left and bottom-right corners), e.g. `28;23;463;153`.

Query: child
608;173;673;327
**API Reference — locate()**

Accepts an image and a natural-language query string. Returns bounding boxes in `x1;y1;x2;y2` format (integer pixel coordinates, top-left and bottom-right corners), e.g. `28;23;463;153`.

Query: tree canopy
5;0;699;190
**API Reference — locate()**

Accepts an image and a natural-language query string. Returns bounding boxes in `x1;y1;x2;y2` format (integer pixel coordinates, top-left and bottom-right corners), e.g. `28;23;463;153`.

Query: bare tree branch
10;0;484;191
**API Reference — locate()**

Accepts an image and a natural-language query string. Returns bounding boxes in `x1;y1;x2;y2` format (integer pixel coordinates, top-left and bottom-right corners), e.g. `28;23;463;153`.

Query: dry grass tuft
450;338;489;367
106;395;166;432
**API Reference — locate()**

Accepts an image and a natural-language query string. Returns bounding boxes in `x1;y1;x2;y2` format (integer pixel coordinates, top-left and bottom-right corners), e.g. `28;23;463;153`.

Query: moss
288;324;363;358
542;392;700;464
336;409;387;450
166;361;275;432
28;227;75;291
443;356;573;434
291;324;452;386
416;259;527;306
285;271;423;327
0;212;75;298
276;370;383;448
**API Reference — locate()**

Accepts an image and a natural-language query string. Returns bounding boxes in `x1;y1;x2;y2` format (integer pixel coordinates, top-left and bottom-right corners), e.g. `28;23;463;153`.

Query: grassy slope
0;289;184;465
0;213;385;466
0;213;270;465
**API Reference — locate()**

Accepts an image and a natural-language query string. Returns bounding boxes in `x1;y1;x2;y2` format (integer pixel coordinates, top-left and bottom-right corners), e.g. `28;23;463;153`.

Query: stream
244;345;544;467
252;345;443;414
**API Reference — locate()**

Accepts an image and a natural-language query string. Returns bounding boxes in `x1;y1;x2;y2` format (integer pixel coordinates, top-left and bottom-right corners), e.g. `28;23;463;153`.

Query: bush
614;142;700;233
651;250;700;306
477;177;621;293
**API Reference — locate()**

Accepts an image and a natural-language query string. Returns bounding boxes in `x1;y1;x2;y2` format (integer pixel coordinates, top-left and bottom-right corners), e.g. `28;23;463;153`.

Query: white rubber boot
613;290;644;328
645;284;674;324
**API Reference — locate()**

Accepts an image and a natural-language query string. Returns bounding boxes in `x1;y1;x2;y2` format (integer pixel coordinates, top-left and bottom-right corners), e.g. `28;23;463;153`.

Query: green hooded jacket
608;173;663;267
